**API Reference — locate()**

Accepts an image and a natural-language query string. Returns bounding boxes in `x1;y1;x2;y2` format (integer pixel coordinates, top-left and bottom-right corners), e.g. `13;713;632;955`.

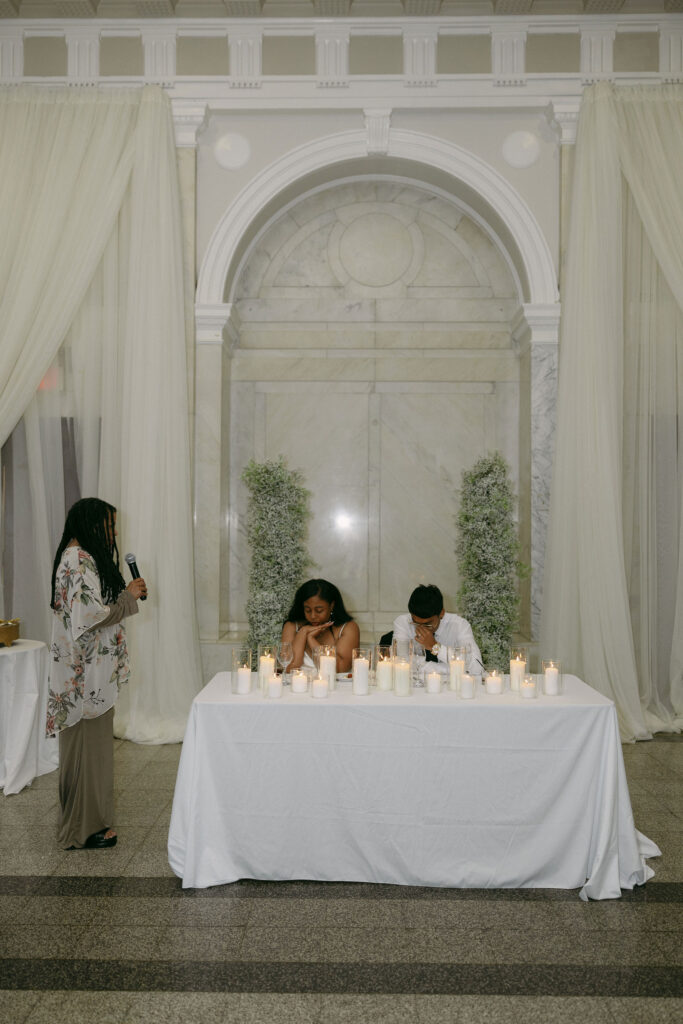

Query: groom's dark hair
408;584;443;618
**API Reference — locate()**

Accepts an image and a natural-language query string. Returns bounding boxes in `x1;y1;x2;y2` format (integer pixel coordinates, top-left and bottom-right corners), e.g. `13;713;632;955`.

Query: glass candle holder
484;670;504;695
509;646;528;692
425;667;442;694
392;638;414;695
374;646;394;691
447;646;466;692
352;647;372;696
290;668;309;694
520;674;539;700
316;644;336;692
257;644;277;693
542;660;563;695
265;674;283;699
459;672;476;699
231;647;253;695
311;675;328;699
393;658;412;696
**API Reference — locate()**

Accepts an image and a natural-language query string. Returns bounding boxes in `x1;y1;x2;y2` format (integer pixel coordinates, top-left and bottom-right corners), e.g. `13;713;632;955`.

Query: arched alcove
197;130;558;308
224;179;526;638
194;131;559;651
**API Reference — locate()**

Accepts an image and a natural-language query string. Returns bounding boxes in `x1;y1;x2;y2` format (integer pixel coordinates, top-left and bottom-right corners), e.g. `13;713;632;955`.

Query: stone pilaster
513;303;561;638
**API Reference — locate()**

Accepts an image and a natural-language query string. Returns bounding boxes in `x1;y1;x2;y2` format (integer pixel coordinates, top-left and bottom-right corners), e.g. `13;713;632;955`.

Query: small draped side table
0;639;58;795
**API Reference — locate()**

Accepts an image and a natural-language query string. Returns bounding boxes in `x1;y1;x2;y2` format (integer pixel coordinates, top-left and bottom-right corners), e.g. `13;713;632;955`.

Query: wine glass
277;641;293;684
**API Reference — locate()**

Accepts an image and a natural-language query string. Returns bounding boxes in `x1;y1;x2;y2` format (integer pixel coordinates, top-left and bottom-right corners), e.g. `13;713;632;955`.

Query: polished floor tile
0;734;680;1023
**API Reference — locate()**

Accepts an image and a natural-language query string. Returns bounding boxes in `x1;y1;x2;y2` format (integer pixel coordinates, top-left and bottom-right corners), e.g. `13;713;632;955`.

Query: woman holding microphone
47;498;147;850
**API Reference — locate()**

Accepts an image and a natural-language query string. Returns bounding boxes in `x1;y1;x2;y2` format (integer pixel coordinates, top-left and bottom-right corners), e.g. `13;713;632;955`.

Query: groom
393;584;483;675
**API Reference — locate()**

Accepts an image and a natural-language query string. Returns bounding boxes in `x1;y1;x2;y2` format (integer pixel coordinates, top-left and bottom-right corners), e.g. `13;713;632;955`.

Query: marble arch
197;129;558;310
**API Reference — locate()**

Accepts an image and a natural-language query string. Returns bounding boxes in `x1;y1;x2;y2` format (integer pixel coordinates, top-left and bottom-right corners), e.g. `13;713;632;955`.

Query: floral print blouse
46;546;130;738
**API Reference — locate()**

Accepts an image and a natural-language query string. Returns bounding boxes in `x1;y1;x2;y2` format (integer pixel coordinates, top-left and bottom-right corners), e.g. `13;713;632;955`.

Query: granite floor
0;734;680;1024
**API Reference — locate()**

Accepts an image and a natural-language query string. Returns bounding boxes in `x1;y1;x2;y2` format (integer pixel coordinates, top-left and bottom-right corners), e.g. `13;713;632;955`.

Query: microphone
124;552;147;600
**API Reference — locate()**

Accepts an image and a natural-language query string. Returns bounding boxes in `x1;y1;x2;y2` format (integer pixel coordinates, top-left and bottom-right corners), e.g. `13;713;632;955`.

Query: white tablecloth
168;673;659;899
0;640;58;795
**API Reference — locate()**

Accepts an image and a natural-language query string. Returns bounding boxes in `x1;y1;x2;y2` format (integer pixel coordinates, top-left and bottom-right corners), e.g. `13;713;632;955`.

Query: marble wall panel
227;382;372;627
232;353;376;382
375;352;519;383
375;329;511;350
374;299;518;323
378;391;496;613
412;221;482;288
265;391;370;612
236;297;377;323
241;328;376;350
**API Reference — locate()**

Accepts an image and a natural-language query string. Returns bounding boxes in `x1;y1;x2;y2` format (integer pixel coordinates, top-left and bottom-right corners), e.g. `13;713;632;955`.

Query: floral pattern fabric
46;546;130;738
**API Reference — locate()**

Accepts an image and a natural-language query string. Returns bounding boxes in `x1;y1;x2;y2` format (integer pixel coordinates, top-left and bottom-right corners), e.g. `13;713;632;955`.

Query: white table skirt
0;640;58;795
168;673;659;899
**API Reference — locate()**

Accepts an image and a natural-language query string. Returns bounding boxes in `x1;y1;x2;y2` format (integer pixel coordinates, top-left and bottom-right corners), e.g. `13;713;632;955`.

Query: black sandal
82;829;117;849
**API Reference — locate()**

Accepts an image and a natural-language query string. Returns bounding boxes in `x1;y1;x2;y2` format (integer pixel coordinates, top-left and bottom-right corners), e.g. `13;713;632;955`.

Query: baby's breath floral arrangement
456;451;525;670
242;457;311;653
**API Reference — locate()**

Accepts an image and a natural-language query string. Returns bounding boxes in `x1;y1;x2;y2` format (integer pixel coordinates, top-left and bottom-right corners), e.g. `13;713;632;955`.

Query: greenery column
456;451;525;670
242;457;311;653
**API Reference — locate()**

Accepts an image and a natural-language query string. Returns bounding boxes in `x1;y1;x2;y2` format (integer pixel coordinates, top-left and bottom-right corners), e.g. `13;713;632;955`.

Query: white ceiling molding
3;0;679;14
223;0;264;14
583;0;624;11
313;0;351;14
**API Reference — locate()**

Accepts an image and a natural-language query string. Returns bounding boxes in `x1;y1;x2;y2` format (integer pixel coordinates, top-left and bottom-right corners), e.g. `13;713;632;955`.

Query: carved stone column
513;303;561;638
194;304;238;641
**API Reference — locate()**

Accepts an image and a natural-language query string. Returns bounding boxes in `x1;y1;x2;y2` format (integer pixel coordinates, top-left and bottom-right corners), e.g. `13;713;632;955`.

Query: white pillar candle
259;655;275;691
509;657;526;692
485;672;503;695
520;677;537;700
449;657;464;692
267;675;282;699
236;667;251;695
394;660;411;696
311;676;328;699
291;670;308;694
376;659;393;691
460;674;475;699
544;664;560;695
352;657;370;695
426;670;441;694
319;654;336;692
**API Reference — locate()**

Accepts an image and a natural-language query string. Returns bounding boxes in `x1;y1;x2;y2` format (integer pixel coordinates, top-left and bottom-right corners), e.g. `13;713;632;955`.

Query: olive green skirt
57;706;114;850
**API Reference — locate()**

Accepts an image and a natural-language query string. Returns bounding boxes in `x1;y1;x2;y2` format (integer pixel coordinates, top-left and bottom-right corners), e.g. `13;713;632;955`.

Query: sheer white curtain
0;86;201;743
0;88;138;445
542;83;683;740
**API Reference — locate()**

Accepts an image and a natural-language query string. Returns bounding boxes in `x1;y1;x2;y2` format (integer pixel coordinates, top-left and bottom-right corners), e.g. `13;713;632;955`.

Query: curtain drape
0;88;138;447
541;82;683;740
0;85;201;743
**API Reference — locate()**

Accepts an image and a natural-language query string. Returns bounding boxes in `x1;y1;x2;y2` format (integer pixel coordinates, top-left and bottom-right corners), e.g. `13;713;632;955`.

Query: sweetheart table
168;673;659;899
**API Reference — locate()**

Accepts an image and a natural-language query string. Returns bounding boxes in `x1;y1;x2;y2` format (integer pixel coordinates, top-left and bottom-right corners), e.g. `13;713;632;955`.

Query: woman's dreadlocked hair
51;498;127;609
